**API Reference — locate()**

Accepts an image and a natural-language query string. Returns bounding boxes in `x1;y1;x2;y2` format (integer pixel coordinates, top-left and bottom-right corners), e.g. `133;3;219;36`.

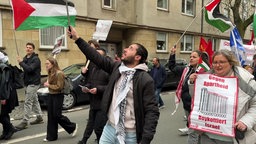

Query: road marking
4;128;65;144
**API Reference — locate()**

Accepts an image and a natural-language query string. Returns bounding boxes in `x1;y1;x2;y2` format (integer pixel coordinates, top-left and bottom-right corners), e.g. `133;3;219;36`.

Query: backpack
9;65;24;89
0;63;11;100
62;76;73;94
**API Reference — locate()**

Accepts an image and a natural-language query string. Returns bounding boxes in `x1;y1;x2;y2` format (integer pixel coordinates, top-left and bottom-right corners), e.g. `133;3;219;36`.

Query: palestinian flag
11;0;77;31
196;57;210;73
205;0;233;32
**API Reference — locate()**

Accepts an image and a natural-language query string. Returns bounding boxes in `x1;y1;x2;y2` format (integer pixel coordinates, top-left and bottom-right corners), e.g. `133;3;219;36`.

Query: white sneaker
71;124;78;137
183;115;187;121
43;138;48;142
178;127;189;135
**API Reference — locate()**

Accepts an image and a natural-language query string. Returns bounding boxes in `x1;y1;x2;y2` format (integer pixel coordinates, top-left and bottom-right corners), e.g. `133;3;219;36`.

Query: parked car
37;63;89;110
148;58;187;88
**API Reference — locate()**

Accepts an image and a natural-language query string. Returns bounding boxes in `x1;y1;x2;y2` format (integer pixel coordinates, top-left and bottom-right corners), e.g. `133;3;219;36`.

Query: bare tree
222;0;254;38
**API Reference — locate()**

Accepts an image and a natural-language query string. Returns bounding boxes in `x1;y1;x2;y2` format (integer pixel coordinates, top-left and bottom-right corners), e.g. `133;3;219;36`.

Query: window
102;0;115;9
40;26;67;49
157;0;168;10
181;35;194;52
182;0;195;16
156;32;168;52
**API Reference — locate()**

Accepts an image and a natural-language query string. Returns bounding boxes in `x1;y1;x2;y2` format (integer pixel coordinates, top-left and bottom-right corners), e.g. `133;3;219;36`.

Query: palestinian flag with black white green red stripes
205;0;233;33
196;57;210;73
11;0;77;30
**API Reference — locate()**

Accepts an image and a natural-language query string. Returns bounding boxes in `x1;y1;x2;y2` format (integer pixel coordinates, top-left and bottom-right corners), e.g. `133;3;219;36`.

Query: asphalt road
2;90;188;144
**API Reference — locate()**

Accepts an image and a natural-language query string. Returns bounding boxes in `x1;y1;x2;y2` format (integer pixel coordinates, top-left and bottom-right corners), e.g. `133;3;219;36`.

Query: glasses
212;61;228;66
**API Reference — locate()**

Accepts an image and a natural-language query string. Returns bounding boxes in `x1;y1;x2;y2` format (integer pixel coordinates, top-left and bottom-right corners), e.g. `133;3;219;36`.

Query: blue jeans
155;88;164;106
99;123;137;144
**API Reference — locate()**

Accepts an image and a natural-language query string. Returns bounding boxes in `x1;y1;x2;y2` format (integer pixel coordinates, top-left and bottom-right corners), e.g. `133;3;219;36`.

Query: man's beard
121;56;135;65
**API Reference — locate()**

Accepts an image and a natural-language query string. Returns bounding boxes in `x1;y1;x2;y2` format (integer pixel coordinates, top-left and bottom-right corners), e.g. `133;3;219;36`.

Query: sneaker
43;138;48;142
159;105;165;109
4;127;18;140
30;117;44;125
183;115;187;121
178;127;189;135
71;124;78;137
15;122;28;130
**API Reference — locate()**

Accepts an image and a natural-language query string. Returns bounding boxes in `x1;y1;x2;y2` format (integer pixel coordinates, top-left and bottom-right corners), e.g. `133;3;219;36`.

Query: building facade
0;0;253;74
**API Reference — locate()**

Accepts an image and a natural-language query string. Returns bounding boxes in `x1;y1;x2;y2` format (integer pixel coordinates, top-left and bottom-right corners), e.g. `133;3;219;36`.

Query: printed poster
189;74;238;137
92;20;113;41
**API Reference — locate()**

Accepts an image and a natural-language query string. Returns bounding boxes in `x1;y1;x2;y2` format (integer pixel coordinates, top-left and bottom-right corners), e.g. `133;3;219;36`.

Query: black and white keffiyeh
114;63;135;144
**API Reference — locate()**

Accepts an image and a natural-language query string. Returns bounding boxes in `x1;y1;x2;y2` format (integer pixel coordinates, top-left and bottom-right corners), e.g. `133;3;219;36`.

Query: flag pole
173;0;212;48
9;0;20;56
64;0;72;39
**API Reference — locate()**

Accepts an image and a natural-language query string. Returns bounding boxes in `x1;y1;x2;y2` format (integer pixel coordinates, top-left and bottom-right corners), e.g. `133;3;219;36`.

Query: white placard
92;20;113;41
190;74;238;137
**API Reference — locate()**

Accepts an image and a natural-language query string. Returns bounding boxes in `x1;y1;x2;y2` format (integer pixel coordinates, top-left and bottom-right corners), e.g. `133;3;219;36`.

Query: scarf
114;63;135;144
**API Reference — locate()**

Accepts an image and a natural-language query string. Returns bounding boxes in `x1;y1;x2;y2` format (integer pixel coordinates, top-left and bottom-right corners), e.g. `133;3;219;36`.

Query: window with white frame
181;35;194;52
40;26;66;49
182;0;195;16
102;0;115;9
156;32;168;52
157;0;168;10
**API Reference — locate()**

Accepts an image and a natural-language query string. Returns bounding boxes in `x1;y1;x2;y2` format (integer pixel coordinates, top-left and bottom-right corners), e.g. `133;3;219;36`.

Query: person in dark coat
149;57;166;109
78;47;110;144
68;26;159;144
0;52;18;140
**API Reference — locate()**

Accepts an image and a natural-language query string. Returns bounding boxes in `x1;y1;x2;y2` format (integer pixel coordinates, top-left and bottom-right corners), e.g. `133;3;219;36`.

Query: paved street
4;90;188;144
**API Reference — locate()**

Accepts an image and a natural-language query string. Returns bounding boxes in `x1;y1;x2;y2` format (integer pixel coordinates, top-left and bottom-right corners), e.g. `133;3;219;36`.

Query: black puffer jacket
75;38;159;144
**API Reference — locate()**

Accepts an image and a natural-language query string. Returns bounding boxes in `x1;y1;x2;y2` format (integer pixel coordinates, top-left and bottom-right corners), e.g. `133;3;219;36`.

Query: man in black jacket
78;46;110;144
15;42;44;130
68;26;159;144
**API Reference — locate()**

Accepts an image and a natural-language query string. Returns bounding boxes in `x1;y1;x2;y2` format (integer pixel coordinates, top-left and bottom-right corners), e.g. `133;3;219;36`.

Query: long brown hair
46;57;61;76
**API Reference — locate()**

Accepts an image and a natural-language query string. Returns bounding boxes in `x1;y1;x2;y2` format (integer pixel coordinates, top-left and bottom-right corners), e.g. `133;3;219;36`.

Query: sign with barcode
189;74;238;137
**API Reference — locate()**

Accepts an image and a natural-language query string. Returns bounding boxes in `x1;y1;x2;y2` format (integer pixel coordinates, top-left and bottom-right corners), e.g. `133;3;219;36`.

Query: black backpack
0;63;11;100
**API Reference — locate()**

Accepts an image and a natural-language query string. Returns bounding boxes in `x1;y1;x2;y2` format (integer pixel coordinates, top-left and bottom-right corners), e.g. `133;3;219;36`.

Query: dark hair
153;57;160;63
88;40;100;48
201;52;210;67
96;47;106;56
135;43;148;64
26;42;35;49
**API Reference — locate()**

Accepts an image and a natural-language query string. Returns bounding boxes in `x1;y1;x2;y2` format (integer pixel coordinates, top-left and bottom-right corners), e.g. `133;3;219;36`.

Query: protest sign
92;20;113;41
189;74;238;137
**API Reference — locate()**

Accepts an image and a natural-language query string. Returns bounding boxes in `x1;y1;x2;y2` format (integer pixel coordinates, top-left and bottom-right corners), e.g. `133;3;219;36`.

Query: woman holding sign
168;46;210;144
189;49;256;144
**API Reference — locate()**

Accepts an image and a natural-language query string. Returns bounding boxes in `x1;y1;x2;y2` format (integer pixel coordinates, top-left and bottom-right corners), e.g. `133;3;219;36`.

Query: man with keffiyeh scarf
68;26;159;144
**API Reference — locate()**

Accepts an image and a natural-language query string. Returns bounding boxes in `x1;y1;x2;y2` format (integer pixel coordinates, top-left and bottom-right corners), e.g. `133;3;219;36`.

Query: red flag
10;0;35;30
247;31;254;45
199;37;208;52
206;39;214;65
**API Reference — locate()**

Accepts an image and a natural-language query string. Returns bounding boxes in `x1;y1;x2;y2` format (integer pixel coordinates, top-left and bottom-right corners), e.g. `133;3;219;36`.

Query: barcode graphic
199;88;228;118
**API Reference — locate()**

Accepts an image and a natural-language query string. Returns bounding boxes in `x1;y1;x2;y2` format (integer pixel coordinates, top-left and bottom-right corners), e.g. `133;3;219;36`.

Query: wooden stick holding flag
172;0;212;48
